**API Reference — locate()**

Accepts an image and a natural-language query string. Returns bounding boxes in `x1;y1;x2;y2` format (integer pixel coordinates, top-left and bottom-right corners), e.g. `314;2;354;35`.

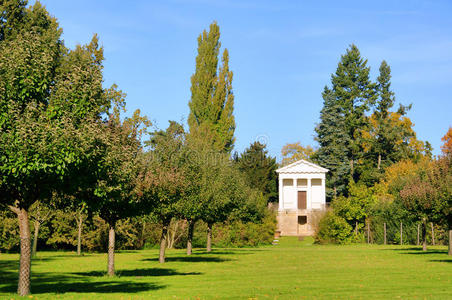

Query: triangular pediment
276;159;328;174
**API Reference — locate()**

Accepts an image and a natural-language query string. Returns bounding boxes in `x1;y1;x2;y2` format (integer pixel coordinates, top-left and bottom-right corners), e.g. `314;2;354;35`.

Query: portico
276;159;328;236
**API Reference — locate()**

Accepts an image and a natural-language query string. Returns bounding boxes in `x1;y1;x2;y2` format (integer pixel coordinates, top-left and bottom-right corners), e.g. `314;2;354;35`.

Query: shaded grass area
0;237;451;299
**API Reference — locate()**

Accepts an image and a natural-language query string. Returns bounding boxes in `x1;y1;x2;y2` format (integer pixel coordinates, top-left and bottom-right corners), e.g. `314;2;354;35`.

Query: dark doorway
297;215;308;235
298;191;307;209
298;216;307;225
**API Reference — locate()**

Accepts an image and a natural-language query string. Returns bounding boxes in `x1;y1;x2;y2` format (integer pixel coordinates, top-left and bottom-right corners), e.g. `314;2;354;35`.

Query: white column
307;178;311;210
278;177;283;211
321;176;326;209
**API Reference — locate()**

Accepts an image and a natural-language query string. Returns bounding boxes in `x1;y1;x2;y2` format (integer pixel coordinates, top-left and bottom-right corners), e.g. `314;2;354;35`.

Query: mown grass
0;237;451;299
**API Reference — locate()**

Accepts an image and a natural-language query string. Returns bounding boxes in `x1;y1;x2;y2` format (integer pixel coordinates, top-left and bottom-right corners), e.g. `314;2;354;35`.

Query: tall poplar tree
188;21;235;153
187;22;235;251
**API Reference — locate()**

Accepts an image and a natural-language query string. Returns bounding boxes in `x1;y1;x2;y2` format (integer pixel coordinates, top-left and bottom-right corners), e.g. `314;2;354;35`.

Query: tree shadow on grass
381;247;451;262
381;247;424;251
143;256;232;263
0;259;165;295
193;249;259;255
0;260;19;283
73;268;202;277
0;272;165;295
400;249;448;255
30;280;163;294
429;259;452;263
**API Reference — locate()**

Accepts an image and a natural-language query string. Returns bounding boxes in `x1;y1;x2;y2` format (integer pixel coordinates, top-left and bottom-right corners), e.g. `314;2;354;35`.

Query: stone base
277;210;316;236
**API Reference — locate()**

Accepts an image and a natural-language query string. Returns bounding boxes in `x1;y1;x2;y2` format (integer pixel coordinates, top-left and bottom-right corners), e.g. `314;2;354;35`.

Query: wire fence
364;218;448;246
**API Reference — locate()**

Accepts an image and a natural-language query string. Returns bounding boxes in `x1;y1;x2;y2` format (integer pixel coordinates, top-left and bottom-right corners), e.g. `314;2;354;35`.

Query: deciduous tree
188;21;235;153
441;127;452;155
140;121;187;263
281;142;315;166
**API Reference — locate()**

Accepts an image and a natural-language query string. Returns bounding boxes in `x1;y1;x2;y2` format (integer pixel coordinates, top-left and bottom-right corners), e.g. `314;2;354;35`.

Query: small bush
0;210;19;252
213;212;276;247
315;211;352;244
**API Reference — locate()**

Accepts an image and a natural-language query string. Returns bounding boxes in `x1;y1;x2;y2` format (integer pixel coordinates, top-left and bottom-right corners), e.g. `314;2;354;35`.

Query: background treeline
0;210;276;253
281;45;451;252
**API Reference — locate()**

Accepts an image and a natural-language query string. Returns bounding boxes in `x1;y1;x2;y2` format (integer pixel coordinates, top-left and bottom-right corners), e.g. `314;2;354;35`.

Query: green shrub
169;212;276;249
0;210;19;252
212;211;276;247
315;211;353;244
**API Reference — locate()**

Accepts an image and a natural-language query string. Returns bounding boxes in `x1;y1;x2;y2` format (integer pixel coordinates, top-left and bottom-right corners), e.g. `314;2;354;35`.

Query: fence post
431;223;435;246
383;222;387;245
400;222;403;246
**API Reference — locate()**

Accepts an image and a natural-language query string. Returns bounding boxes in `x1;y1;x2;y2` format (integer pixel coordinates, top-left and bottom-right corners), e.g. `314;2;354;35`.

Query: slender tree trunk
206;222;213;252
31;219;40;258
107;224;115;276
422;218;427;252
354;221;358;235
400;222;403;246
159;219;170;263
186;220;195;255
430;222;435;246
350;160;354;179
383;222;387;245
366;219;370;244
448;229;452;256
377;154;381;170
11;206;32;296
76;211;83;256
140;220;146;249
417;223;420;246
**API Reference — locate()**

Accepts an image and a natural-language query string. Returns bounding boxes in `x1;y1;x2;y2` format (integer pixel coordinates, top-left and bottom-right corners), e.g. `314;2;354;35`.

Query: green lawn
0;237;451;299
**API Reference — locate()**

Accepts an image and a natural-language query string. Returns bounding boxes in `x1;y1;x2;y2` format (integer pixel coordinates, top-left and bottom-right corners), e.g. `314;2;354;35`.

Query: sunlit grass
0;237;450;299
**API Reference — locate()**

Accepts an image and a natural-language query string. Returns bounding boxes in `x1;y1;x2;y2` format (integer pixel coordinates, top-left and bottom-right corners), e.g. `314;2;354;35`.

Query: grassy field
0;237;451;299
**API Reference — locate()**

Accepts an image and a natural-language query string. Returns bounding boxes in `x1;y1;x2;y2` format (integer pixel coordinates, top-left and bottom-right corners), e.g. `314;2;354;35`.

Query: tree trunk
422;218;427;252
32;219;40;258
13;207;32;296
140;220;146;249
77;211;83;256
448;229;452;256
366;219;370;244
206;222;213;252
159;219;170;263
417;223;420;246
400;222;403;246
186;220;195;255
430;222;435;246
383;222;387;245
377;154;381;170
350;160;354;179
107;225;115;276
354;221;358;235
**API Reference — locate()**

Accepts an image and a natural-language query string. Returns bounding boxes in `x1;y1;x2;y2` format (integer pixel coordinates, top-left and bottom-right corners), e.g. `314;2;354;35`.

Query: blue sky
36;0;452;161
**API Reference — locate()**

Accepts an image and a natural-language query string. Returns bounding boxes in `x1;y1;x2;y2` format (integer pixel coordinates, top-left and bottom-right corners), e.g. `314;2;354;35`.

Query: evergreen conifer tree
314;89;350;198
235;142;278;203
329;44;376;180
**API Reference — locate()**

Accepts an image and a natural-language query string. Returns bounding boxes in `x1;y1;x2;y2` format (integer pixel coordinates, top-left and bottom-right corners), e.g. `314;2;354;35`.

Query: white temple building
276;159;328;236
